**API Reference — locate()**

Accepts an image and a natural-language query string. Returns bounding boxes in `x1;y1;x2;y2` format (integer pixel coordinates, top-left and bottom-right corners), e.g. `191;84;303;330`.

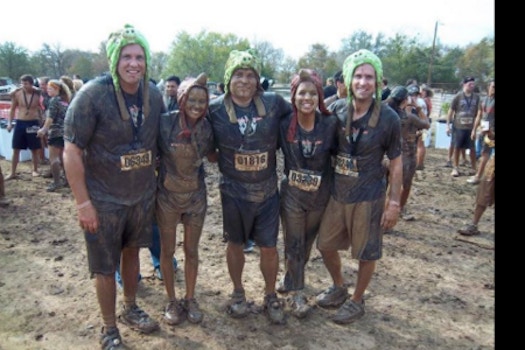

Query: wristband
389;200;400;207
76;200;92;210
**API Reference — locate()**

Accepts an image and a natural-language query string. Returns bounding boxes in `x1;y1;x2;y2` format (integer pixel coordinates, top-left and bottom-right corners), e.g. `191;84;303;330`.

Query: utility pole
427;21;439;87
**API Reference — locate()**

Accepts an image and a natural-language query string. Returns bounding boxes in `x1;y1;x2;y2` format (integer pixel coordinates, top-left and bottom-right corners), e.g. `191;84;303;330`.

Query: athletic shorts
85;197;155;276
47;136;64;148
12;120;42;150
452;129;474;150
156;187;207;233
317;195;385;261
221;191;280;247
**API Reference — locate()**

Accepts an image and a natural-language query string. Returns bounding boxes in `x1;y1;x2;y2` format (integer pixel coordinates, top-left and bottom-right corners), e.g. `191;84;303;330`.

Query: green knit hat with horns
343;49;383;108
223;48;263;95
106;24;151;120
106;24;151;93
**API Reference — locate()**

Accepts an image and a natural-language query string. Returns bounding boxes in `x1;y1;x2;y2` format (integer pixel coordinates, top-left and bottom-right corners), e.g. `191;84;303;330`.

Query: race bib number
459;117;474;125
457;112;474;126
26;125;39;134
335;153;358;177
289;169;322;192
120;150;152;171
234;151;268;171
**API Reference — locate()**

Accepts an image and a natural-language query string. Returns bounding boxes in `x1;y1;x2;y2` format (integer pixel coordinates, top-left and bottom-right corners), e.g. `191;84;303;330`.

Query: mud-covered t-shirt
332;103;401;203
46;96;68;139
157;111;214;194
64;75;163;206
208;92;292;202
327;97;348;121
278;111;339;211
451;92;480;130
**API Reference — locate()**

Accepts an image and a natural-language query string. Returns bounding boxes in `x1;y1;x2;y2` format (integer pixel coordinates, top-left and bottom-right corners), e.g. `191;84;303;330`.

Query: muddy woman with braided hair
276;69;339;319
63;24;163;349
156;74;216;327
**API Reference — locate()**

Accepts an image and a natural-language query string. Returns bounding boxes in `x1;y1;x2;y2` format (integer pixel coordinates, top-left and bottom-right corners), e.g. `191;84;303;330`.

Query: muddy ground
0;146;494;350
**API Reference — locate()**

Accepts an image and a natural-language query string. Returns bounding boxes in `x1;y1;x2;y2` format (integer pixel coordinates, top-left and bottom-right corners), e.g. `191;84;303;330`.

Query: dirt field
0;146;494;350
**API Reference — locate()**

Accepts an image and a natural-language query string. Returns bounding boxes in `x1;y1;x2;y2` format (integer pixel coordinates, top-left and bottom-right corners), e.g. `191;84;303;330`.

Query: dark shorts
12;120;42;150
452;129;474;150
47;136;64;148
317;195;385;261
85;197;155;276
221;191;280;247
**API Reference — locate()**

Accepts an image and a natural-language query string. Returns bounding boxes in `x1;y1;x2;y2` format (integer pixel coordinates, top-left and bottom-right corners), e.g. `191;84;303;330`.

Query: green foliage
441;102;451;115
162;30;250;83
1;31;494;91
0;42;33;80
297;44;338;83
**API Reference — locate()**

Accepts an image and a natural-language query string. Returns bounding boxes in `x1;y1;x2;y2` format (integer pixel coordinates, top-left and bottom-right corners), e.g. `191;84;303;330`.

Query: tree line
0;29;494;92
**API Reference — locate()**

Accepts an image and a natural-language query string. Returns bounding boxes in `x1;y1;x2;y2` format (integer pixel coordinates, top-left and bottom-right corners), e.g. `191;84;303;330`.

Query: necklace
23;90;35;116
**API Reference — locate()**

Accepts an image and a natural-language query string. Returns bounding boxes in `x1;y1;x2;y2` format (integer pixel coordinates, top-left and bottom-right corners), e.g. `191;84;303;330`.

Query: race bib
335;153;358;177
234;151;268;171
288;169;322;192
120;150;152;171
457;112;474;126
26;125;39;134
459;117;474;125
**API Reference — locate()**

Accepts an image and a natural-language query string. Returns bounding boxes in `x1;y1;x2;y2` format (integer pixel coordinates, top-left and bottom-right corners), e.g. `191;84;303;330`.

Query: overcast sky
2;0;494;60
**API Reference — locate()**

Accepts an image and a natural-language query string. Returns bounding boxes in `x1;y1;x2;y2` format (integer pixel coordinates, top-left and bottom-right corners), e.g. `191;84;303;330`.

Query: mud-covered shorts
47;136;64;148
156;187;207;233
317;195;385;261
221;191;280;247
453;129;474;150
84;197;155;276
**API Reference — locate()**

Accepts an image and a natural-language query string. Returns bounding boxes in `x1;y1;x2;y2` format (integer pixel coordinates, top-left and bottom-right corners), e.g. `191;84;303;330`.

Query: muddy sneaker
164;300;186;325
99;326;124;350
183;298;204;324
118;304;159;334
316;285;348;308
264;293;286;325
289;292;311;319
457;224;480;236
46;182;65;192
332;299;365;324
451;168;460;177
226;289;248;319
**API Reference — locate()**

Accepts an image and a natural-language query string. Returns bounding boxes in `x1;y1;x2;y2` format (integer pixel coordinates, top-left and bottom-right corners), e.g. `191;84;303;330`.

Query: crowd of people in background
0;24;494;350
